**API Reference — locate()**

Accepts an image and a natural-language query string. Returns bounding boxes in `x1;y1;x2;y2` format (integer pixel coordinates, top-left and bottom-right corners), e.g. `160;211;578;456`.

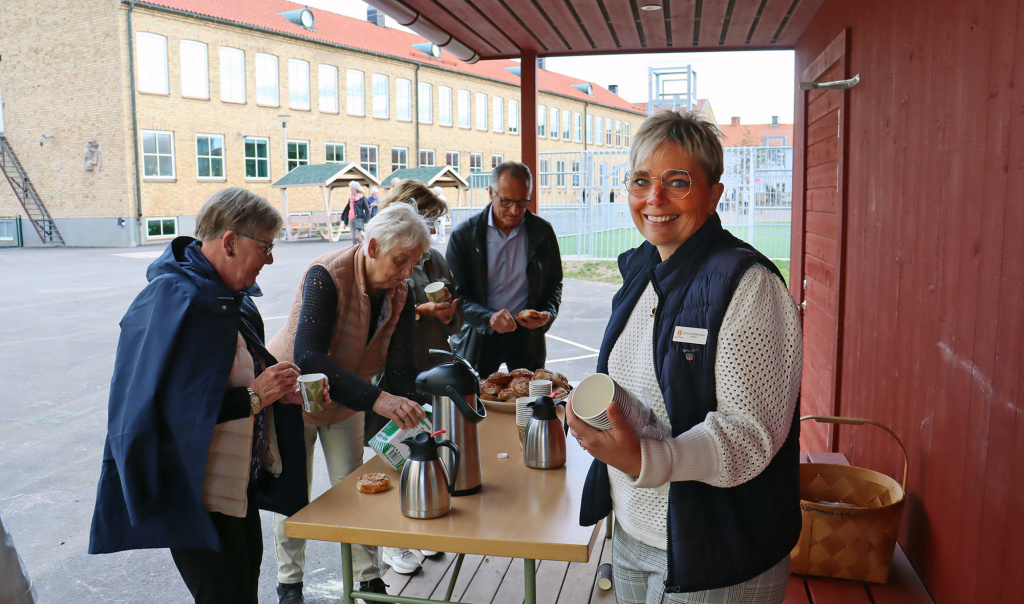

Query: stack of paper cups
515;397;534;447
571;373;670;439
529;379;553;397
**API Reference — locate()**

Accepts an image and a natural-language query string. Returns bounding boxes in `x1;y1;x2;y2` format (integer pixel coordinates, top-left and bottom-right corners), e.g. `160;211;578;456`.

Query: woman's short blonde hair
194;187;283;241
380;179;448;220
363;202;432;255
629;110;725;184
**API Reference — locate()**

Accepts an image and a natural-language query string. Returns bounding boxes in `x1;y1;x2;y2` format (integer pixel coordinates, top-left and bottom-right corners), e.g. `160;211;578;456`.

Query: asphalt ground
0;235;619;603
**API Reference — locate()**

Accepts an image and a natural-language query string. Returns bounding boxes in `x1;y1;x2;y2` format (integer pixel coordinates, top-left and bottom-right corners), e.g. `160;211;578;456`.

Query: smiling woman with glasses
569;111;803;604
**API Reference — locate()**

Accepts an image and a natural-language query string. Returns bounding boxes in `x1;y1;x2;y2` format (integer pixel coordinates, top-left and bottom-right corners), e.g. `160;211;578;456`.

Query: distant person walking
342;181;370;245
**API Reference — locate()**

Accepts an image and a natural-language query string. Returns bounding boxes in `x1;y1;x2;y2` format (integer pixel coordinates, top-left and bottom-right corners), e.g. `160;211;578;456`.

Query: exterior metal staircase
0;134;65;245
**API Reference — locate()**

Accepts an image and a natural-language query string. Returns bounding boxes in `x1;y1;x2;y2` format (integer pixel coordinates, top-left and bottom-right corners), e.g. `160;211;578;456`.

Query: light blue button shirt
486;210;529;314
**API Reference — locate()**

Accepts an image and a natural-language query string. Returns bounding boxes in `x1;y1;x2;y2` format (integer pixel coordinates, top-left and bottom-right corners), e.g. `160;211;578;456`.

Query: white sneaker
383;547;422;575
420;550;441;558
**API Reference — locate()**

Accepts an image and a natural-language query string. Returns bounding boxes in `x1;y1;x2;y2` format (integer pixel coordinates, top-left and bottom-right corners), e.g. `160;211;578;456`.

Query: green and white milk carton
367;404;433;469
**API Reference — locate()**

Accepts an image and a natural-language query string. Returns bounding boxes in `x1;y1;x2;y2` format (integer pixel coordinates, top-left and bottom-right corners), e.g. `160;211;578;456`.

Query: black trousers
476;328;542;377
170;496;262;604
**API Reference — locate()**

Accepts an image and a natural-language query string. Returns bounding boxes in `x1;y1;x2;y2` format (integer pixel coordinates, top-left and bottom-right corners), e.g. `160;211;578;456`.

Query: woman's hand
567;399;642;477
250;362;301;408
417;292;459;323
372;392;426;430
280;377;331;407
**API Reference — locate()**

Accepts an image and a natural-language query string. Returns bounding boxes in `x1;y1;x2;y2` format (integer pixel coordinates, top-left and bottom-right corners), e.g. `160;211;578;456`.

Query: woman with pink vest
268;203;432;604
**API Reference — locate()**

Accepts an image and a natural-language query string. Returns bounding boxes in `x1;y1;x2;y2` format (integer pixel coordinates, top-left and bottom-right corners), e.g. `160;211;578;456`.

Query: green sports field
557;223;792;262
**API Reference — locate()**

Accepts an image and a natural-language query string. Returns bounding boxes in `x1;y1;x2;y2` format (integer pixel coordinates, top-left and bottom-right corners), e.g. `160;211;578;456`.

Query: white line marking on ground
546;333;600;353
545;353;599;364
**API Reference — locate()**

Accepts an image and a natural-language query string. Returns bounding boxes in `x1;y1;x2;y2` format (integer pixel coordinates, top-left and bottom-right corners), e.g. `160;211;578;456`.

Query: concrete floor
0;236;618;603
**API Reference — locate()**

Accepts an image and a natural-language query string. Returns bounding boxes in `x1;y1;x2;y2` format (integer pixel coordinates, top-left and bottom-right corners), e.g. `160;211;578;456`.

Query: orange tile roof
718;121;794;147
136;0;644;115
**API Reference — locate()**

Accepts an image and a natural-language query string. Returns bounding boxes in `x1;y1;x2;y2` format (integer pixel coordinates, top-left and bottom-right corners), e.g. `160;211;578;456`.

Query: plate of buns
479;368;573;413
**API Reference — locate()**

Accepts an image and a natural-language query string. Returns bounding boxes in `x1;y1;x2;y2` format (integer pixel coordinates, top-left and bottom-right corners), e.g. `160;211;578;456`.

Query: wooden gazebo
272;162;379;241
380;165;470;207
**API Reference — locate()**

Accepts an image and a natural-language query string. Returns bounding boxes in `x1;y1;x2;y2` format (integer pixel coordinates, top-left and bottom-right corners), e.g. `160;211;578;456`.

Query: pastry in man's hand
356;473;391;494
517;309;542;321
487;371;512;386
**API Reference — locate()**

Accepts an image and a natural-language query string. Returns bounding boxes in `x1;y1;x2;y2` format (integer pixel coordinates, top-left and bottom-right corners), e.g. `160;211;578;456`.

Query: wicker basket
790;415;908;584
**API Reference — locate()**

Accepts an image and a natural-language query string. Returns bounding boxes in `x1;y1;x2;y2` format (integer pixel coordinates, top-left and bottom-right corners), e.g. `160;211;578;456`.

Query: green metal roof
272;162;375;187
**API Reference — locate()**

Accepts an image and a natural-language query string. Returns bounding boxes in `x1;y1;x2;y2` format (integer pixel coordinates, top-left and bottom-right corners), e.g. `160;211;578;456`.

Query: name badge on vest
673;326;708;345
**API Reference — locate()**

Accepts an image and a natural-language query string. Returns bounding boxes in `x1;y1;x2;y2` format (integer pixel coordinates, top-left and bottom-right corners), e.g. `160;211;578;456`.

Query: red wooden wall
793;1;1024;602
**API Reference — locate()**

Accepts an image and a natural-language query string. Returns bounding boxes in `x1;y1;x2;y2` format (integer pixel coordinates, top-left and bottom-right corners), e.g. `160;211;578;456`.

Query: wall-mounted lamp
41;134;53;146
239;132;247;138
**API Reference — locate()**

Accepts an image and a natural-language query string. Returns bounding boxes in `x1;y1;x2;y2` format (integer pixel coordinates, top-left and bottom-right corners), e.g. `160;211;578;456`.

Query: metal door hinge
800;74;861;90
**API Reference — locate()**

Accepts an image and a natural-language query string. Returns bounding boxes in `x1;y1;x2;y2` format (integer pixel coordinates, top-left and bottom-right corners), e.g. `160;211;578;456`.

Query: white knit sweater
607;264;802;550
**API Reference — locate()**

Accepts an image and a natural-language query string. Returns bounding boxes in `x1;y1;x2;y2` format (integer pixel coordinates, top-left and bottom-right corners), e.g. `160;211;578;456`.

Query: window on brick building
538;105;546;137
287;140;309;172
147;217;178;240
539;158;551;187
595;116;603;146
508;100;519;135
418;82;432;124
615;120;622;147
397;78;412;121
439;86;453;126
219;47;245;103
289;59;310;110
196;134;225;179
492;96;503;132
605;119;613;146
180;40;208;99
572;160;581;187
347;69;364;116
325;143;345;163
469;152;483;173
141;130;174;179
550;107;558;140
419;149;435;167
625;122;631;147
255;54;279;106
318;64;338;113
458;90;471;128
446;151;460;172
476;93;487;130
562;109;571;140
574;112;583;143
586;115;593;145
137;33;168;95
556;159;567;188
244;137;270;180
360;145;378;178
372;74;389;118
391;147;408;172
491;154;505;170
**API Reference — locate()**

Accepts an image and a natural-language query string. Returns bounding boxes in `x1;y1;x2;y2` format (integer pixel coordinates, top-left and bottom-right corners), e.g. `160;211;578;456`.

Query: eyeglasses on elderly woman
624;169;709;200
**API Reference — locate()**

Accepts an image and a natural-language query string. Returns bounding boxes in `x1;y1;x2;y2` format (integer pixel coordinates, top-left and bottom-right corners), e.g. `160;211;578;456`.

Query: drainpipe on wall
413;63;421;168
126;0;143;246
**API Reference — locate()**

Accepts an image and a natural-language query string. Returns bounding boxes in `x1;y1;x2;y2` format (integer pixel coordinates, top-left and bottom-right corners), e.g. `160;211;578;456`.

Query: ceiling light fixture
640;3;662;10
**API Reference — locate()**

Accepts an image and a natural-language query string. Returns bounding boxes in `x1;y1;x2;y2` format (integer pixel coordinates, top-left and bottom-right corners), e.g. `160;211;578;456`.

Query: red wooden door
796;31;850;453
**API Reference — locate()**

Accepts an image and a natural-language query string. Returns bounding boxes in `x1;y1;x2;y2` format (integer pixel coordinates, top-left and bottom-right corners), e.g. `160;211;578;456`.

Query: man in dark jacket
446;162;562;375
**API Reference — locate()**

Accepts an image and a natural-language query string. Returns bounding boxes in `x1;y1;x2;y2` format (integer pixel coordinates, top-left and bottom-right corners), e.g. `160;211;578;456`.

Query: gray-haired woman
269;202;431;603
89;187;310;604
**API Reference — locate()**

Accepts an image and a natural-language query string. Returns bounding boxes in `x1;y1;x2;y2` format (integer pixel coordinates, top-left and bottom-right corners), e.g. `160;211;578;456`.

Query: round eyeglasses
624;169;707;200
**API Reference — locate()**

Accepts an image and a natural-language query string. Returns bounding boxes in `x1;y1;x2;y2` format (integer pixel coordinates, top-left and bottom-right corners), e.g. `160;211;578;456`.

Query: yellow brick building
0;0;644;246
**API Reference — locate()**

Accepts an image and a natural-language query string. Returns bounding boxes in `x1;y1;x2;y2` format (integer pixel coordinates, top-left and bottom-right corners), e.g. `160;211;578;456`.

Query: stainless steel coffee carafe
523;395;568;469
400;430;460;519
415;349;487;496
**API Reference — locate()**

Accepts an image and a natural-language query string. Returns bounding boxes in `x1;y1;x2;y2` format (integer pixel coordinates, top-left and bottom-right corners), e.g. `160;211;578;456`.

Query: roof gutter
364;0;480;63
126;0;143;246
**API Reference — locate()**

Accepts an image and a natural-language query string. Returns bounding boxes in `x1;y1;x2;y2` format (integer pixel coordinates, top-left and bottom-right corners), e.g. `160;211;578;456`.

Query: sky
273;1;793;125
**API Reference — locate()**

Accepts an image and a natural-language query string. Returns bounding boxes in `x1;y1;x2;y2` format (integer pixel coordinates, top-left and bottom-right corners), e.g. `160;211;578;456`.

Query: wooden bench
786;452;934;604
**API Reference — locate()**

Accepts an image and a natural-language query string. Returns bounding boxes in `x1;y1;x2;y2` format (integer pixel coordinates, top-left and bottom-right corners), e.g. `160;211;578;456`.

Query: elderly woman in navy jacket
568;111;803;604
89;188;311;604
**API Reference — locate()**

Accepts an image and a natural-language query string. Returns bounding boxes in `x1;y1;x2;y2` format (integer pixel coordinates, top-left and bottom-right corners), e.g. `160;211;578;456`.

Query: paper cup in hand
298;373;327;413
572;373;670;439
424;281;447;303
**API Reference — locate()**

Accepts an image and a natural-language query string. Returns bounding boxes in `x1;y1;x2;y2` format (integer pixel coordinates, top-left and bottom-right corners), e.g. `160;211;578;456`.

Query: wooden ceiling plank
668;0;697;49
638;4;668;48
723;0;764;46
602;0;642;49
423;0;510;55
537;0;594;52
566;0;618;48
697;0;730;46
747;0;794;45
499;0;572;53
774;0;827;46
